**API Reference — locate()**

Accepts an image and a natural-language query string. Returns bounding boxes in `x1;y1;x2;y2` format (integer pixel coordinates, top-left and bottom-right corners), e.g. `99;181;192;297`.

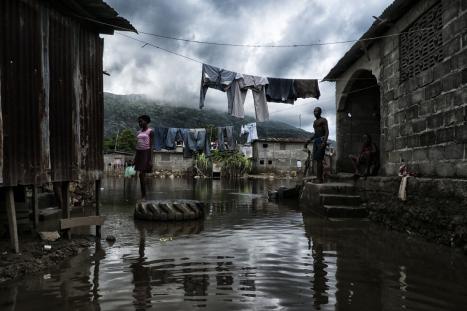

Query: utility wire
73;12;433;49
139;27;433;48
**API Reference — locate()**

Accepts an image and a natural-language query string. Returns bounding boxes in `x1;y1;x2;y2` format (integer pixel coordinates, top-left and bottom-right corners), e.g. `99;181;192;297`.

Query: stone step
323;205;368;218
314;182;356;195
38;192;58;210
39;207;61;220
320;194;361;206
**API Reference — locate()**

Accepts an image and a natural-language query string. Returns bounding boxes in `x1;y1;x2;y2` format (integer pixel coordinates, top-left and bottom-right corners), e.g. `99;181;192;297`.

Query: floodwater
2;177;467;311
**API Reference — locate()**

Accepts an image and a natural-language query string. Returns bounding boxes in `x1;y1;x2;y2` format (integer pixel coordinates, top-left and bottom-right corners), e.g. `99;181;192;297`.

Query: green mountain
104;92;313;140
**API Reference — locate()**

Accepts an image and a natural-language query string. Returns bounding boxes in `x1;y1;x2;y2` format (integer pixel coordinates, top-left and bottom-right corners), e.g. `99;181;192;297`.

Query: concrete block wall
252;142;308;173
153;151;193;174
381;0;467;177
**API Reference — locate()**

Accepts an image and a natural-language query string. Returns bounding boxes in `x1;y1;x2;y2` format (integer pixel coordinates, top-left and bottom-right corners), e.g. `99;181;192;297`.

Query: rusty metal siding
0;0;44;186
0;0;108;186
79;29;104;179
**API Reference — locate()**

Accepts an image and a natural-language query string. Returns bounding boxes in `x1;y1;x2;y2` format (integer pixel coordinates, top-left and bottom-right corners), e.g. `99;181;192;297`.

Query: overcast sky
103;0;392;139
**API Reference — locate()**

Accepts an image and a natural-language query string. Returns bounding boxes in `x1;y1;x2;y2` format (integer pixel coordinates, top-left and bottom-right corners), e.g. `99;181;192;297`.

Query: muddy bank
0;236;91;283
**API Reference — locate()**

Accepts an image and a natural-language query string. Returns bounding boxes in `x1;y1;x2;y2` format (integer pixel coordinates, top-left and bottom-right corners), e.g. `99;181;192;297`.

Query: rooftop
323;0;416;80
52;0;137;34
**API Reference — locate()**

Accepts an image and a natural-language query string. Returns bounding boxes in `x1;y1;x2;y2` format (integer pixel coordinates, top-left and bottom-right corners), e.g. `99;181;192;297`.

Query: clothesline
73;12;433;49
116;33;386;81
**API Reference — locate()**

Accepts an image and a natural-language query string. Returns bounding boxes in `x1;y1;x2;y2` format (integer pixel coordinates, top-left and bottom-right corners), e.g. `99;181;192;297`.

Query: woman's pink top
136;128;152;150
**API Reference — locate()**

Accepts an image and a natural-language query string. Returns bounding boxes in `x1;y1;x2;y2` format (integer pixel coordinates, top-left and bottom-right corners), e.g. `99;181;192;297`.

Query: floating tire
134;200;205;221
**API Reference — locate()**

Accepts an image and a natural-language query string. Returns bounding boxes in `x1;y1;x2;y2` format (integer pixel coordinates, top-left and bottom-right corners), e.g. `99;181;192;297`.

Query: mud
0;236;91;283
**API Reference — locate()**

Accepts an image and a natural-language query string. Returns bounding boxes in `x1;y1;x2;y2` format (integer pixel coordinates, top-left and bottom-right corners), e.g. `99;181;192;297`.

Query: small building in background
104;151;134;175
252;138;309;174
153;149;193;175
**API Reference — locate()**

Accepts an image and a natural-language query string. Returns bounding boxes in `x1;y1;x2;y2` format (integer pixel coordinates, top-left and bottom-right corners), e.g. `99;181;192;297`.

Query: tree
116;128;136;152
104;128;136;152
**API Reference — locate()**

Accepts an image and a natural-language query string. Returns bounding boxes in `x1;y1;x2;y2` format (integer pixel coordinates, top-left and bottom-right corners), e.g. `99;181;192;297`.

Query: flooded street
2;177;467;311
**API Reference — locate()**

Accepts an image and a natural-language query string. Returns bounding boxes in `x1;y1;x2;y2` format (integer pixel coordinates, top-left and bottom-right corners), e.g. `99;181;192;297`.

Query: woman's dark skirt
134;149;152;173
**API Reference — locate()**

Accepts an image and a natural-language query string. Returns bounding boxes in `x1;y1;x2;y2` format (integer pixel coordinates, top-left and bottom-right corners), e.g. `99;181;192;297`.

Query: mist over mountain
104;92;315;140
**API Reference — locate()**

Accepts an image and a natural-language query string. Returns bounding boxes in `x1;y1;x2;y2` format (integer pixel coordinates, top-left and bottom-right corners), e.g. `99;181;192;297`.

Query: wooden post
61;181;71;240
95;179;101;238
32;186;39;229
6;187;19;253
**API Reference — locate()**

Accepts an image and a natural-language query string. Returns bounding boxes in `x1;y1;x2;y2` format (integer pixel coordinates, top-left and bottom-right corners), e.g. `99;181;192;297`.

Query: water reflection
2;177;467;310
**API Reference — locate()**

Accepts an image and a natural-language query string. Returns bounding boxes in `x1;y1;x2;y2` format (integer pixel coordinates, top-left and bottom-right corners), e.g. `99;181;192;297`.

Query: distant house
252;138;309;174
153;149;193;175
0;0;135;252
104;151;134;174
324;0;466;177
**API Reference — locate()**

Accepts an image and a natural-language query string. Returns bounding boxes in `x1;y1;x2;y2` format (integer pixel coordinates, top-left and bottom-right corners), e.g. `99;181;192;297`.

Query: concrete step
38;192;58;210
39;207;61;220
314;182;356;195
323;205;368;218
320;194;361;206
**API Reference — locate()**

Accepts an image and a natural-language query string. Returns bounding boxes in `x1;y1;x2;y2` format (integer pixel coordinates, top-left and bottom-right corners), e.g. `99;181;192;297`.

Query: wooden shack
0;0;136;252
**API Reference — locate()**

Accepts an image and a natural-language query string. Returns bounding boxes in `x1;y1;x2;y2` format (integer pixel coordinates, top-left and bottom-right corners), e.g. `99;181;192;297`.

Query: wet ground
1;177;467;310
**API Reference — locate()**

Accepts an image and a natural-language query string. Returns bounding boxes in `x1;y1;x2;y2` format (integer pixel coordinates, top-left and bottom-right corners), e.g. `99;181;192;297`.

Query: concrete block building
324;0;466;178
252;138;308;174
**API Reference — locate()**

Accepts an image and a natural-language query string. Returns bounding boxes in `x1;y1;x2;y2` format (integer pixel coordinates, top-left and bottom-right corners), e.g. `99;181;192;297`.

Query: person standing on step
305;107;329;183
134;115;154;201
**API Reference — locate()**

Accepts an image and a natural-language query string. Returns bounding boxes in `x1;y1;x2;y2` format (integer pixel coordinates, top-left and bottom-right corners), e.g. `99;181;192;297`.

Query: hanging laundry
294;79;320;99
200;64;237;109
217;126;235;151
165;128;184;149
266;78;296;104
241;122;258;144
241;145;253;158
228;74;269;122
154;127;168;151
183;128;211;158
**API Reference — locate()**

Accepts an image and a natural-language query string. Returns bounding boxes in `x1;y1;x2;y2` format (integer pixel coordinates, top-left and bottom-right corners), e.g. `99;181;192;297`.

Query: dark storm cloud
104;0;393;138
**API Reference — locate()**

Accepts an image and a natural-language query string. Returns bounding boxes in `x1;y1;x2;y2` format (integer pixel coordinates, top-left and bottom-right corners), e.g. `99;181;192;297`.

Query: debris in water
43;245;52;251
43;274;51;280
106;235;116;243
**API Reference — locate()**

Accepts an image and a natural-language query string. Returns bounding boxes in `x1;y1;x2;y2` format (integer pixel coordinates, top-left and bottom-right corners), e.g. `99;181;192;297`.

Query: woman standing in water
134;115;154;200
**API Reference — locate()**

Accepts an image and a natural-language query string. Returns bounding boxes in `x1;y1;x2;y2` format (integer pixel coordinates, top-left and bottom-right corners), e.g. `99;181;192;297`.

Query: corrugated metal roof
323;0;417;81
50;0;137;34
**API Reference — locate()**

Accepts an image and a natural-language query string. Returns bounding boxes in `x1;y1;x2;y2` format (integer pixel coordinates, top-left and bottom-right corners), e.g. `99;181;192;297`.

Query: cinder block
428;146;445;160
418;162;435;176
420;131;437;146
389;151;401;162
418;68;434;87
435;161;456;177
442;0;460;24
455;124;467;142
444;36;461;56
434;61;451;79
413;148;428;161
425;80;442;98
395;137;407;149
436;126;456;143
406;105;419;119
444;143;464;159
412;119;427;133
407;135;421;148
427;113;445;129
442;71;462;92
455;161;467;177
444;90;462;107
